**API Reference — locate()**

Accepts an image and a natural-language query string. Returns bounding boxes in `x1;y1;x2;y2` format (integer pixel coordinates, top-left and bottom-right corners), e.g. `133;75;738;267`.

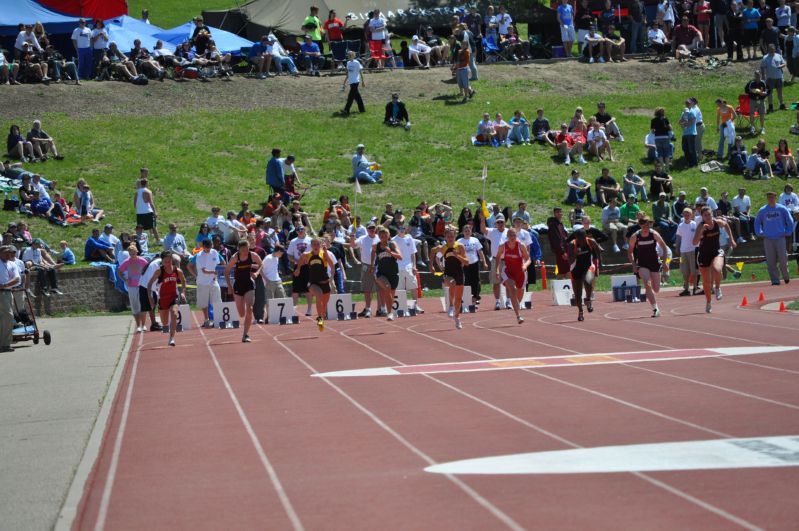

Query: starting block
522;291;533;309
162;324;184;333
442;286;476;313
329;294;358;321
334;311;359;321
217;320;240;329
279;315;300;325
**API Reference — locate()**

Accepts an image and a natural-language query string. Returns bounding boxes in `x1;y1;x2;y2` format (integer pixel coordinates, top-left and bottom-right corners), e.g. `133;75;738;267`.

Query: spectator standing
745;70;768;134
675;207;698;295
760;17;781;54
135;172;160;243
775;0;792;32
727;1;744;61
266;148;285;197
715;98;737;159
547;208;570;278
368;9;387;70
651;107;673;167
452;37;475;103
691;97;705;157
679;99;698;167
302;5;324;53
629;0;646;53
350;221;380;317
557;0;576;56
90;19;109;78
761;43;787;112
342;51;366;115
755;191;793;285
711;0;729;47
118;245;149;331
71;19;93;80
0;246;20;352
741;0;761;60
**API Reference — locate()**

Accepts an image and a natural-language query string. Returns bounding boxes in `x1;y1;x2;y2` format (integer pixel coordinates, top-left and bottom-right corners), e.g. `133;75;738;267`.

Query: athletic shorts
749;98;765;116
139;286;156;312
377;274;399;290
234;278;255;297
398;268;418;292
235;290;255;306
292;264;309;294
697;248;724;268
309;281;331;294
443;273;464;286
560;24;576;43
360;266;376;292
502;268;525;290
767;78;783;91
638;266;660;284
158;292;178;311
136;213;155;230
196;283;221;310
127;287;141;315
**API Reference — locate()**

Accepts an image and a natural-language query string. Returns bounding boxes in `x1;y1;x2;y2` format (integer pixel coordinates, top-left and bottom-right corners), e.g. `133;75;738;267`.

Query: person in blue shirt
85;228;114;262
58;241;76;265
265;147;285;197
741;0;761;60
248;36;273;79
351;144;383;184
508;110;531;144
679;99;698;167
300;35;322;76
557;0;576;57
755;191;793;284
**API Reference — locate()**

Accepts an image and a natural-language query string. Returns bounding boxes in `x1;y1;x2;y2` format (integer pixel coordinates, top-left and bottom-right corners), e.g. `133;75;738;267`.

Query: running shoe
705;302;712;314
505;300;512;309
416;305;425;314
447;307;454;318
168;338;176;347
317;318;325;332
387;312;395;321
358;308;371;318
52;289;64;295
678;289;691;296
494;301;501;311
517;315;525;324
715;287;723;301
455;317;462;329
242;335;251;343
150;323;163;331
586;300;594;313
376;309;388;317
652;307;661;318
577;311;584;322
305;310;313;317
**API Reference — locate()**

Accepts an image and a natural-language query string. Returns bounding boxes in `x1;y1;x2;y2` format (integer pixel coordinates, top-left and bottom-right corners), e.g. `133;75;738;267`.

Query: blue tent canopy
0;0;79;37
104;15;161;53
153;22;253;55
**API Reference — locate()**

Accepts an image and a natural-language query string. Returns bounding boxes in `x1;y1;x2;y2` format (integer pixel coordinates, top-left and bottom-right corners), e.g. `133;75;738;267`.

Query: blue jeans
629;21;644;54
356;170;382;183
275;56;297;74
654;137;673;161
681;134;697;167
77;47;93;80
303;55;322;72
717;133;734;159
565;187;594;204
508;124;530;144
623;183;648;202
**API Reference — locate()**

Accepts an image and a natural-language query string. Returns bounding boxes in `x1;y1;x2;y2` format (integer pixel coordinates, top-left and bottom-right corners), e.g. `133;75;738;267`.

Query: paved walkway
0;315;132;531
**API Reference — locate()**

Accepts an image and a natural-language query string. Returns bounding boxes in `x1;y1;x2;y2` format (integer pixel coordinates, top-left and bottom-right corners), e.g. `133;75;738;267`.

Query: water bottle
208;303;214;322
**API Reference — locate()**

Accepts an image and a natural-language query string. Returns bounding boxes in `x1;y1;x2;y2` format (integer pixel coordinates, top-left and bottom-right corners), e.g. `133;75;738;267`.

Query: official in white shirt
391;224;424;312
71;18;94;80
194;239;222;328
0;246;21;352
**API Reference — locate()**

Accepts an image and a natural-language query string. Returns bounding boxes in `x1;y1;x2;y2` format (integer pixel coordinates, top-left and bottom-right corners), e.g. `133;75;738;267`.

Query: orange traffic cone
740;296;748;307
758;292;766;302
779;301;787;313
540;262;548;290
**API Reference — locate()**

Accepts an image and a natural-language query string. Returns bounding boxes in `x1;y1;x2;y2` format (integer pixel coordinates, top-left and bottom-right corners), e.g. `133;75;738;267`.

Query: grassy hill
126;0;237;29
2;59;794;259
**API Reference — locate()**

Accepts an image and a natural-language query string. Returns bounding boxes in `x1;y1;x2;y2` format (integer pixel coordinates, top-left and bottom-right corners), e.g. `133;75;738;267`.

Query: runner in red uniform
495;228;531;324
147;251;187;347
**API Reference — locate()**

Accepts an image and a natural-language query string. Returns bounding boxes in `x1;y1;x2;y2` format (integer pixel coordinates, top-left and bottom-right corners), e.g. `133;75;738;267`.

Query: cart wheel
33;333;39;345
43;330;51;346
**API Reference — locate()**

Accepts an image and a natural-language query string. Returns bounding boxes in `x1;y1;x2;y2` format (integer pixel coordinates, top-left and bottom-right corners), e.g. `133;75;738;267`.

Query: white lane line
374;316;761;529
719;357;799;375
261;324;525;531
94;329;145;531
194;314;304;531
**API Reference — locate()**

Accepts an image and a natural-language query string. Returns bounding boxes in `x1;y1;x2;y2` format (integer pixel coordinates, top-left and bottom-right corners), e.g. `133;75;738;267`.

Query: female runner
627;216;669;318
433;226;470;329
692;206;736;313
568;229;601;322
372;227;402;321
225;240;263;343
495;228;531;324
294;238;337;332
147;251;187;347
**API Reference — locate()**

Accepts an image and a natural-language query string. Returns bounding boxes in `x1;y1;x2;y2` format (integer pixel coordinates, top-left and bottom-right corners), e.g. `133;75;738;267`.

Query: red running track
73;282;799;530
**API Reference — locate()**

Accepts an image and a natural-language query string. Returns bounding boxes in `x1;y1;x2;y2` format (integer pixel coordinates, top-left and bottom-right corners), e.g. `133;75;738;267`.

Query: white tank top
135;188;153;214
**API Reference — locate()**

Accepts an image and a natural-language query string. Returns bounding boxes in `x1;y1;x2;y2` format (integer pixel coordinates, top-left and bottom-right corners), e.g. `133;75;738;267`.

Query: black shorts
444;268;464;286
743;28;759;46
378;273;399;290
697;248;723;268
137;213;155;230
292;264;309;294
310;281;331;294
139;286;156;312
233;279;255;296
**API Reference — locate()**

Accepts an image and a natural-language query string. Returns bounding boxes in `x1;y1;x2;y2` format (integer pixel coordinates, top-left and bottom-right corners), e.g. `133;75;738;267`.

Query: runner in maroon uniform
628;217;669;318
568;229;601;322
495;228;531;324
692;206;736;313
147;251;187;347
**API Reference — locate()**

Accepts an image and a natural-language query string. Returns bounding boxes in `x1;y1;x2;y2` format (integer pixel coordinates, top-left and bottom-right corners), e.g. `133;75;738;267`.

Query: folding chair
482;36;506;63
735;94;755;130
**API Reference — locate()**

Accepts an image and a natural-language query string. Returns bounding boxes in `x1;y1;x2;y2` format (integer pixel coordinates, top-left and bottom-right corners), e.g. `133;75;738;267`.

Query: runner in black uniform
692;206;736;313
372;227;402;321
294;238;337;331
432;226;469;329
568;229;601;322
225;240;262;342
628;217;669;318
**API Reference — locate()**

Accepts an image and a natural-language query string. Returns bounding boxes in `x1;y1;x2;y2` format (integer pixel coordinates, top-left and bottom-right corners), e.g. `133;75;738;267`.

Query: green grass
127;0;238;29
4;68;795;260
788;300;799;311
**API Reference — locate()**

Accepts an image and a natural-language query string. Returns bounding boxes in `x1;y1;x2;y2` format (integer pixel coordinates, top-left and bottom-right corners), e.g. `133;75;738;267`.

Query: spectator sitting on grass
650;161;674;199
58;240;75;265
384;93;410;128
773;138;797;176
7;124;39;162
85;228;114;262
352;144;383;184
565;169;594;204
29;190;66;226
548;123;585;165
26;120;63;161
508;110;531;145
623;166;648;202
99;42;138;81
587;120;614;161
532;108;552;143
644;131;658;162
746;138;774;178
594;102;624;141
74;179;104;222
729;136;748;173
475;113;496;143
493;113;511;147
595;167;621;207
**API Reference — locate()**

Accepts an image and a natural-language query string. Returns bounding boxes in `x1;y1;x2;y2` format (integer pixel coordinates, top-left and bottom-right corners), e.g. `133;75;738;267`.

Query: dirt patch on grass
3;54;758;121
620;107;658;116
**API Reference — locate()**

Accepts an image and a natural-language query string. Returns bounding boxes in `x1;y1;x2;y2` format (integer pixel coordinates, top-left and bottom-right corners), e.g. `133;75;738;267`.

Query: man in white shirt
206;206;225;232
732;187;754;241
194;239;222;328
287;226;313;312
391;224;423;312
675;207;698;296
0;246;21;352
779;183;799;212
71;18;94;80
408;36;432;68
261;245;286;299
480;213;509;309
267;35;299;75
497;6;513;37
14;24;41;59
218;211;247;245
695;187;718;213
22;239;63;296
350;222;380;316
